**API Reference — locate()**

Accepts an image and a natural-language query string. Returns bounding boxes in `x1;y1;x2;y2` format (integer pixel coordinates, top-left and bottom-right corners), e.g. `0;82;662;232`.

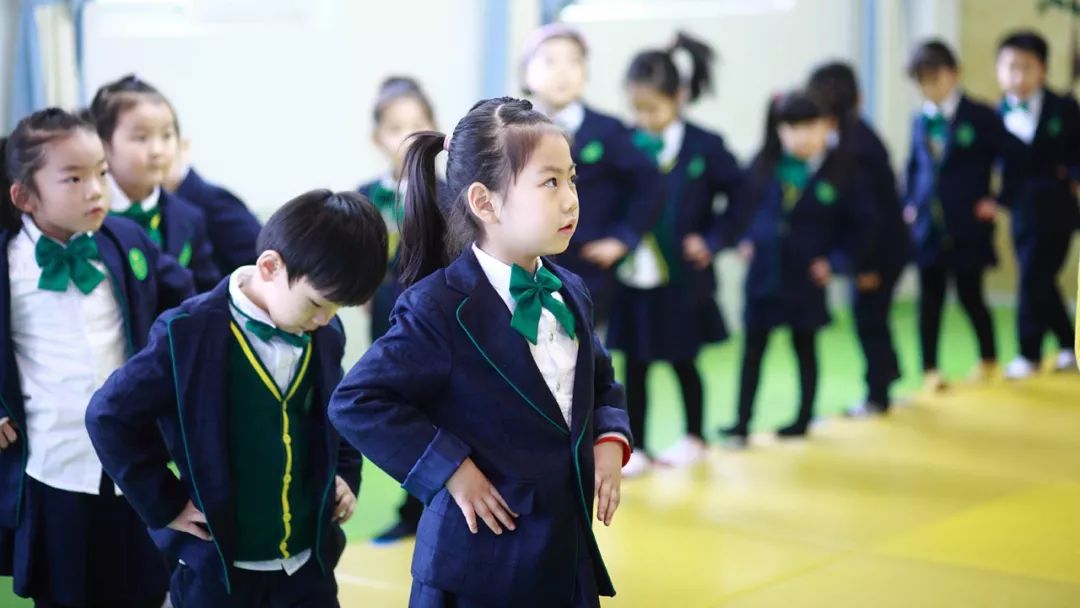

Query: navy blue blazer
175;167;262;274
159;189;221;292
329;249;631;606
657;121;744;299
557;106;665;309
0;216;195;530
739;152;876;330
851;118;913;270
84;279;362;595
904;94;1018;269
999;89;1080;243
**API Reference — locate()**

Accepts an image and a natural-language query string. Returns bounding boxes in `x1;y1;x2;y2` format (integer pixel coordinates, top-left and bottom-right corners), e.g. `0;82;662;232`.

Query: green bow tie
1002;98;1031;114
923;113;949;137
245;319;310;348
631;130;664;164
509;264;576;345
230;302;310;348
34;233;106;295
112;201;163;247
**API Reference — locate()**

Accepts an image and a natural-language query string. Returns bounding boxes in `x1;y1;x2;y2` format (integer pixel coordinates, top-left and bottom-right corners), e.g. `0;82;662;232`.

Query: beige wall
959;0;1078;300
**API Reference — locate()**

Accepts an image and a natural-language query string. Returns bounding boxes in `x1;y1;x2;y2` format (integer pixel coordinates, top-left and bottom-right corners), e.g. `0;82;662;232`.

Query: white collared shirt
1002;89;1045;145
473;244;577;425
922;88;962;123
549;101;586;137
658;119;686;169
108;173;161;213
9;215;126;495
226;267;312;575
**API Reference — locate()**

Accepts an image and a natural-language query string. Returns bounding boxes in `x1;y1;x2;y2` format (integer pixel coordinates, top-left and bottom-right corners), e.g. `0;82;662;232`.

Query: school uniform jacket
84;279;362;595
0;216;195;530
329;249;632;607
999;88;1080;244
558;106;665;309
158;188;221;292
904;94;1020;270
175;168;262;274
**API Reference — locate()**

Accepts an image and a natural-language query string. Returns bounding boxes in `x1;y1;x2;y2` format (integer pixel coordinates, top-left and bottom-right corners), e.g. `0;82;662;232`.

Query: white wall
82;0;485;219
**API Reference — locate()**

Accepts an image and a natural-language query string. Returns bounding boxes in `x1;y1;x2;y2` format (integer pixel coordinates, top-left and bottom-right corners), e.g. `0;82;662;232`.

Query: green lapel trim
455;297;570;436
178;241;193;268
166;314;233;595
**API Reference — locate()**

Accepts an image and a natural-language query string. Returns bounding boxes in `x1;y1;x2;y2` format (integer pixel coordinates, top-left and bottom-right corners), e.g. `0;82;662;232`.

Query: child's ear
466;182;498;225
10;183;35;214
255;250;285;281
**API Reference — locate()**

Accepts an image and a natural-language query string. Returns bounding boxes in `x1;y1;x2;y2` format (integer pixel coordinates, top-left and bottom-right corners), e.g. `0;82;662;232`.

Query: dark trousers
1016;233;1075;362
626;359;704;451
169;557;338;608
853;266;903;407
918;264;996;371
730;328;818;435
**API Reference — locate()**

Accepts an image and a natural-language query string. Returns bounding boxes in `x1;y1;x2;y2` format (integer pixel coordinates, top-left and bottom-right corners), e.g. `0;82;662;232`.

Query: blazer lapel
448;250;571;435
546;262;596;441
166;289;233;522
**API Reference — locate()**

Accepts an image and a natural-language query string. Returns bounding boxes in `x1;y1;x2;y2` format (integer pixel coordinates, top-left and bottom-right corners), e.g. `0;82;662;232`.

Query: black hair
745;89;849;205
806;61;859;120
373;76;436;125
906;40;959;80
519;24;589;96
88;74;180;143
256;189;388;306
1;108;97;232
625;31;716;102
397;96;564;286
998;30;1049;66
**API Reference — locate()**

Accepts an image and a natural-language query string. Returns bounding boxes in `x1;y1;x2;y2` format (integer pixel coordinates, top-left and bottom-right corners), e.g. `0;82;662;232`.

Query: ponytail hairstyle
397;97;563;286
372;75;436;126
2;108;96;232
88;74;180;143
625;31;716;103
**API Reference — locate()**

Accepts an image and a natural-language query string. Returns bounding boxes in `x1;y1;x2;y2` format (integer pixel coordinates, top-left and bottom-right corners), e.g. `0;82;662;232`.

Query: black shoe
372;520;418;545
719;424;749;449
776;422;809;438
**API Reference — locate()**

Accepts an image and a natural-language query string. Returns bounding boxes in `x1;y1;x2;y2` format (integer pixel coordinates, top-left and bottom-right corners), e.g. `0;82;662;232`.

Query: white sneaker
655;435;707;467
1004;357;1037;380
1055;349;1077;372
622;451;652;478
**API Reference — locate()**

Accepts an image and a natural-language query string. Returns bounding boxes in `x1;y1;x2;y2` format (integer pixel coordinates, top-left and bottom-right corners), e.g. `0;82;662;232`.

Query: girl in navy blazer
720;91;876;446
611;32;743;473
0;108;193;607
330;97;633;608
90;75;221;292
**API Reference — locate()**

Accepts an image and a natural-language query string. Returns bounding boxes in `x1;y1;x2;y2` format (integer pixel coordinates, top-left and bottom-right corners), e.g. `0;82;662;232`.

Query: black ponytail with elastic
625;30;716;103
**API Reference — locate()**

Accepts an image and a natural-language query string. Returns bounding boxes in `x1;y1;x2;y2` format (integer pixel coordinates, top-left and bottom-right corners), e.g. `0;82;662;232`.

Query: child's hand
594;442;623;527
168;499;212;541
581;238;629;269
856;272;882;292
809;258;831;287
682;234;713;269
0;417;17;451
903;205;917;225
737;240;755;262
446;458;518;535
332;475;356;524
974;198;999;222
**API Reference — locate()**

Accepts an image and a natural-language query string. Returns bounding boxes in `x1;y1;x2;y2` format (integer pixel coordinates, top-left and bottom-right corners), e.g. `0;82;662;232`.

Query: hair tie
443;134;452;151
